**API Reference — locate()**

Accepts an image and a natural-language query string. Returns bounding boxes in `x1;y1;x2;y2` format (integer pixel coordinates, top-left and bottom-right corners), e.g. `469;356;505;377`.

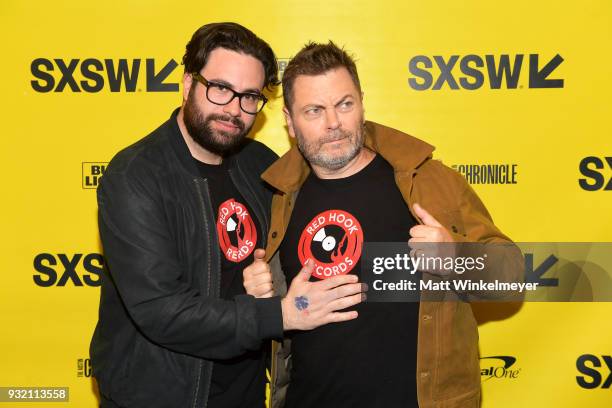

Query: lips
215;120;240;131
322;136;348;145
321;130;351;145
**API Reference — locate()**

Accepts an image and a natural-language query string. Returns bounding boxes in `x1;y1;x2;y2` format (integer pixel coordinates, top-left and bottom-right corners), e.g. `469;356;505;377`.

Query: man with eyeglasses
90;23;366;408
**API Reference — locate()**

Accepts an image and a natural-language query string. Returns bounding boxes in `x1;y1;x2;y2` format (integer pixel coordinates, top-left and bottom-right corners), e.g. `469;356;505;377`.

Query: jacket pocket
115;335;198;407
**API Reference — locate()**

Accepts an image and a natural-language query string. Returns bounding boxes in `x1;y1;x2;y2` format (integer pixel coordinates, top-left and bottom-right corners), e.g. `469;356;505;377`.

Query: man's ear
182;72;193;102
283;106;296;138
360;91;366;124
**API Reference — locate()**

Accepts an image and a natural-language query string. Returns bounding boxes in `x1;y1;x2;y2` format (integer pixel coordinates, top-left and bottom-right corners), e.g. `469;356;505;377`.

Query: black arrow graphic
529;54;564;88
146;59;179;92
525;253;559;286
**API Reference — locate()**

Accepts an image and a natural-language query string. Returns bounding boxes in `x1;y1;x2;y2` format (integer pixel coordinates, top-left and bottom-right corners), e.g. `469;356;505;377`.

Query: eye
211;83;229;93
306;107;321;115
338;100;354;111
243;93;259;102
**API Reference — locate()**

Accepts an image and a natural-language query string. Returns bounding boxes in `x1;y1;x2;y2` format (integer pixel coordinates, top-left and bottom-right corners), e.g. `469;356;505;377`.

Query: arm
97;170;282;360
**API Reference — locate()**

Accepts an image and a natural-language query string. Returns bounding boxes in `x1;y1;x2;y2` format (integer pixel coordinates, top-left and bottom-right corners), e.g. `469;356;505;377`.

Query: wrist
280;296;294;331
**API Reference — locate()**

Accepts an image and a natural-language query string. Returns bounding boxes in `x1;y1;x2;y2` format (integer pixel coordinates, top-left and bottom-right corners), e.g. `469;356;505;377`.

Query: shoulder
417;159;467;191
234;138;279;172
100;120;173;195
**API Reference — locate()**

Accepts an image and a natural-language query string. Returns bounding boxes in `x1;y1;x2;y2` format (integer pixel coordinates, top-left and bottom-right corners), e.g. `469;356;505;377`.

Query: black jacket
90;109;282;408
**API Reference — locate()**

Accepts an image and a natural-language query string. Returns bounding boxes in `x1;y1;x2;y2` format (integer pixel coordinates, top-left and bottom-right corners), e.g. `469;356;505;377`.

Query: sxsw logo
33;253;104;287
579;156;612;191
576;354;612;389
77;358;92;378
408;54;564;90
83;162;108;189
480;356;521;381
525;253;559;287
30;58;179;92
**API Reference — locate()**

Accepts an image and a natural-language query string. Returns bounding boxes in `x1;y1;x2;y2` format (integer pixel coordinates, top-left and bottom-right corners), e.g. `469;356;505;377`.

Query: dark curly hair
182;22;279;91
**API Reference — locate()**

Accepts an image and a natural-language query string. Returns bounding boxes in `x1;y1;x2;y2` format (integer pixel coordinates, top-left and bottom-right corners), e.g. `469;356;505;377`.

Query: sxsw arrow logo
146;59;179;92
529;54;564;88
525;253;559;287
31;58;180;92
408;53;564;90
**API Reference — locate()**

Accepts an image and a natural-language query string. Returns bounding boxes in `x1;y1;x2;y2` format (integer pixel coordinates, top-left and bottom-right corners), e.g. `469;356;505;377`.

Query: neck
311;148;376;179
177;107;222;165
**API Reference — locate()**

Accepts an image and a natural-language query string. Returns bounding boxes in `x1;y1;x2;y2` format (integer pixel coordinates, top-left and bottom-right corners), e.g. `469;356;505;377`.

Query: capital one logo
408;54;564;90
480;356;521;381
30;58;179;92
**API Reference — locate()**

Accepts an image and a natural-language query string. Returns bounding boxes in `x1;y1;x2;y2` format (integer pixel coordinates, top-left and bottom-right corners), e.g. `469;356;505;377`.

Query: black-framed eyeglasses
191;72;267;115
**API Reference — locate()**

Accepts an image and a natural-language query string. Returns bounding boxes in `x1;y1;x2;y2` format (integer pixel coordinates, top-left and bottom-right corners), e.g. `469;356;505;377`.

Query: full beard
183;89;252;156
296;122;365;171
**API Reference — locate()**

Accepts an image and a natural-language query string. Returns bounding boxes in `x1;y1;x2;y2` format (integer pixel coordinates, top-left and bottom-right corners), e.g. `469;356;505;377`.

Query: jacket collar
168;107;201;178
261;121;435;194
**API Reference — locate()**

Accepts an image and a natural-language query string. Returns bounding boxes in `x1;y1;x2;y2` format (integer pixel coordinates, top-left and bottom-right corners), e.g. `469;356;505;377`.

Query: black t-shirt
194;159;266;408
280;154;420;408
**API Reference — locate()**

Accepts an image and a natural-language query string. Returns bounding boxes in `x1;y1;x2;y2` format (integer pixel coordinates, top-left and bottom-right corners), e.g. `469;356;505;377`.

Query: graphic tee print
297;209;363;279
217;198;257;263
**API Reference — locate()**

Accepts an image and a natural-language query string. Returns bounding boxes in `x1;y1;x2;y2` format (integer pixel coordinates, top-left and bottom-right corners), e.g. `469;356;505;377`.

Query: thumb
253;248;266;262
413;203;442;227
296;259;314;282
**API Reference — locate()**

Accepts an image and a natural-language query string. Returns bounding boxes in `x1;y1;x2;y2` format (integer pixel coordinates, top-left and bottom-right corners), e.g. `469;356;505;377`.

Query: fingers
247;271;273;288
326;292;367;312
253;248;266;261
295;259;315;282
409;224;431;238
318;273;359;290
325;310;359;323
413;203;442;228
243;255;271;279
259;290;274;298
245;280;274;297
327;282;368;302
243;251;273;297
409;223;448;243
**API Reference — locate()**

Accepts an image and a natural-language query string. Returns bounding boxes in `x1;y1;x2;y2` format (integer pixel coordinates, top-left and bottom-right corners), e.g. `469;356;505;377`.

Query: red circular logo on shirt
297;209;364;279
217;198;257;262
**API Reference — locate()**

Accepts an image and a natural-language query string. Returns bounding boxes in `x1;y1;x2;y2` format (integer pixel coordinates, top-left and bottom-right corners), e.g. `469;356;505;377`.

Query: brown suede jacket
261;121;523;408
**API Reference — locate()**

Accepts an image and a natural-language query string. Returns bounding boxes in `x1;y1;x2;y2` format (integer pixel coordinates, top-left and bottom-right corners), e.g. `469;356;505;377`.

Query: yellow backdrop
1;1;610;407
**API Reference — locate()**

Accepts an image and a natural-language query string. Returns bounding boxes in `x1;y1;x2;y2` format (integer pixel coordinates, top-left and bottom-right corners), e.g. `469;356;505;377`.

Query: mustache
207;114;245;131
320;129;352;143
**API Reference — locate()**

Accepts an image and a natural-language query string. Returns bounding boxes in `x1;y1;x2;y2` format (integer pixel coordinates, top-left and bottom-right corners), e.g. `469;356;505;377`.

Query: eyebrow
302;104;325;111
334;95;354;106
207;78;262;95
302;94;354;111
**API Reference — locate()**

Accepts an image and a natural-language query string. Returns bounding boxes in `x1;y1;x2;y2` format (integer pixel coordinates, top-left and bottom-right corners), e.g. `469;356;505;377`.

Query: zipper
193;177;220;408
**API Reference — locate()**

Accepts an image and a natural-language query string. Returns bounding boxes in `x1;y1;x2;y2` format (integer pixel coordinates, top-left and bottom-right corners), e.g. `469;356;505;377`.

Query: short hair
282;41;361;111
182;22;279;91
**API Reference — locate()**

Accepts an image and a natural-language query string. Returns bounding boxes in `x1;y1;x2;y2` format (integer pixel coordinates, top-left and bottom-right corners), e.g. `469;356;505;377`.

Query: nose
324;108;341;130
223;95;242;117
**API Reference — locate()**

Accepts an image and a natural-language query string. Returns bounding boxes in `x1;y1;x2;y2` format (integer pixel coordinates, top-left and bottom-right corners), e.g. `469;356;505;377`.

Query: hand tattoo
295;295;309;311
